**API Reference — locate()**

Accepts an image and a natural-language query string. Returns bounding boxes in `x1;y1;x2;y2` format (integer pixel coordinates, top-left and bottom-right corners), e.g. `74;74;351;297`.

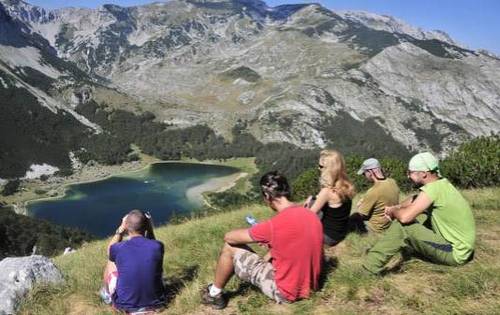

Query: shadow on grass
162;265;199;305
319;256;339;290
225;281;253;300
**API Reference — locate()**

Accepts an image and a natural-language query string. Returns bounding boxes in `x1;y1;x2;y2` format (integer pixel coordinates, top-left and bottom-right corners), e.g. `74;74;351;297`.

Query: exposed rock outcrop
1;0;499;167
0;255;63;315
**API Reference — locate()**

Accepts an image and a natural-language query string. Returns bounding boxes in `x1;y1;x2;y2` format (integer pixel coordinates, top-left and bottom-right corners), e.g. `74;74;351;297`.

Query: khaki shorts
233;249;287;303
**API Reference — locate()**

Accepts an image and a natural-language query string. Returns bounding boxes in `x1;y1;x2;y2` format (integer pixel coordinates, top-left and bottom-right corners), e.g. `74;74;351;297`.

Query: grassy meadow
18;188;500;315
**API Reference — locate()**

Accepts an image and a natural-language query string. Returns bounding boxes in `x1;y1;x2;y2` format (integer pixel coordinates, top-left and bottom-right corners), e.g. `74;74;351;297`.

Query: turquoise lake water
28;163;238;237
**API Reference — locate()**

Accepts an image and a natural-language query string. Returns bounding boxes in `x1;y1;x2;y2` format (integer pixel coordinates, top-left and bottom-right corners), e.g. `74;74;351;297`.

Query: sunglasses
406;170;421;176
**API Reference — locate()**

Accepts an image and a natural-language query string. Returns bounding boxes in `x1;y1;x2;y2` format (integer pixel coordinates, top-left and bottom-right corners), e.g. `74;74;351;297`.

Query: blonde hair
319;149;355;201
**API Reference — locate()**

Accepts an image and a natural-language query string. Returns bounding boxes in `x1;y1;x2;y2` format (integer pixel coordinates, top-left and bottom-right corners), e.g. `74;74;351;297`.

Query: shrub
378;157;412;192
441;135;500;188
345;155;366;192
1;179;20;196
127;153;140;162
207;190;261;209
0;207;94;259
55;168;73;177
291;168;319;201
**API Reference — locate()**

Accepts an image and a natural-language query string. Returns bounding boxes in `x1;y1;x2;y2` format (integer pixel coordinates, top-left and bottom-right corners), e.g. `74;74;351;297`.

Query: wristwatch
115;228;125;236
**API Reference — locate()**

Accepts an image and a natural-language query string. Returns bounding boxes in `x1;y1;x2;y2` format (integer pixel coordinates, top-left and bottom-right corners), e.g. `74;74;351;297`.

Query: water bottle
245;214;258;226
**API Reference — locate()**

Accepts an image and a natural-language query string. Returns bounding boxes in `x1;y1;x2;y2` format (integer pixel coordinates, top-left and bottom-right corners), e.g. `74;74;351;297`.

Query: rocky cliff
1;0;499;177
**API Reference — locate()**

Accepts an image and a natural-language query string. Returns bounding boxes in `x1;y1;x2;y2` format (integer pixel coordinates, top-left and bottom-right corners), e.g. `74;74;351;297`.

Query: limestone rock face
338;10;457;45
1;0;499;157
362;42;500;137
0;255;63;315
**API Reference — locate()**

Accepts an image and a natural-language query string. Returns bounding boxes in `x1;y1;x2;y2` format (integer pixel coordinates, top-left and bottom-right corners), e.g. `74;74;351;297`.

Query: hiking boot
200;285;227;310
382;252;405;273
362;252;405;276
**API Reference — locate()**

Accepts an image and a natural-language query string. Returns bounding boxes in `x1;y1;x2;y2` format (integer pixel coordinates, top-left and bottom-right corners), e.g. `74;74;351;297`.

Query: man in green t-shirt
350;158;400;233
363;152;476;275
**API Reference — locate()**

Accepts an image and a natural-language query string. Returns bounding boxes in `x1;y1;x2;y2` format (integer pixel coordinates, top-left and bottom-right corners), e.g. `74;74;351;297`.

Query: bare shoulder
329;189;343;205
318;187;332;196
320;187;341;204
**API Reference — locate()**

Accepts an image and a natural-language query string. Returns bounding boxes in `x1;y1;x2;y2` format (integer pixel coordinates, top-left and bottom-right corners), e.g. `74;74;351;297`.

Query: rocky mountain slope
1;0;499;178
0;1;102;178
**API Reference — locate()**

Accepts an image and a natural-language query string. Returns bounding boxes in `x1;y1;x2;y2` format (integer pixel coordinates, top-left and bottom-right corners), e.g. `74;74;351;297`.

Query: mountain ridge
1;0;499;179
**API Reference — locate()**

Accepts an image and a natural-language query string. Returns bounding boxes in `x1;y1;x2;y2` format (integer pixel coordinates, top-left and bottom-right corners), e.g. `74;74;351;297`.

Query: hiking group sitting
362;152;475;274
101;151;476;312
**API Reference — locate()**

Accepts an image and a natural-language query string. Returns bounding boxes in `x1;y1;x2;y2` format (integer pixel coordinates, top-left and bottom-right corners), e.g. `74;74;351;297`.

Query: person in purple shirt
101;210;166;313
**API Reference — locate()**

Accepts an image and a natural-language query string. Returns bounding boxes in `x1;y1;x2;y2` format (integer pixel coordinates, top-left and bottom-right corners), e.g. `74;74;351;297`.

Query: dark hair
126;209;155;239
259;171;291;200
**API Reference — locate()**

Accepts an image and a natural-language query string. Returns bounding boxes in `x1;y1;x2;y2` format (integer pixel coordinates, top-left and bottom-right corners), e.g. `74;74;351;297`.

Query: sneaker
200;284;227;310
99;286;112;305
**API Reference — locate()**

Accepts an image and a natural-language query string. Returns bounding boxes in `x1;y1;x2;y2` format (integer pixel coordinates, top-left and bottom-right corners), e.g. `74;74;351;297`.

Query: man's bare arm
399;195;417;208
385;192;432;224
223;228;254;245
107;215;128;257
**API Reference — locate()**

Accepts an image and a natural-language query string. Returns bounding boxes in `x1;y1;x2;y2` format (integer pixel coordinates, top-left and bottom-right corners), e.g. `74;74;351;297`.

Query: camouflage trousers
233;249;287;303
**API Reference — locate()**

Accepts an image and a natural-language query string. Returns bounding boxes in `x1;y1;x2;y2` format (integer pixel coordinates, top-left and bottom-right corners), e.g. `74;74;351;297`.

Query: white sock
209;284;222;297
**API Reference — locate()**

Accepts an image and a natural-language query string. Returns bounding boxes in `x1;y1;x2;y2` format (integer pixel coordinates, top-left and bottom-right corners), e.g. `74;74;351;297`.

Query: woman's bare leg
103;260;117;287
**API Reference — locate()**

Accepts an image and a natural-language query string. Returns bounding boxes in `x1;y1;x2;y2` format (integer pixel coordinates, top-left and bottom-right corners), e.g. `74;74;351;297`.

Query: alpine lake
27;162;239;237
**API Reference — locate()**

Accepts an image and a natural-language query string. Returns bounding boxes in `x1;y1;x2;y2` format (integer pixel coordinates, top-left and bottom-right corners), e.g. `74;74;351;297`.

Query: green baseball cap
408;152;441;176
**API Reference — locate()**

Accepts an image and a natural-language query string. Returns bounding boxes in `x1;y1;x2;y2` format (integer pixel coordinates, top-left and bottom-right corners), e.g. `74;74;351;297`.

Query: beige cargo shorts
233;249;287;303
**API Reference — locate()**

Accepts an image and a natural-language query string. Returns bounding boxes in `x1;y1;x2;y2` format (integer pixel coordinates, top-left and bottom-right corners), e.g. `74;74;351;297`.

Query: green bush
1;179;20;196
291;168;319;201
345;155;366;192
0;207;94;259
378;157;412;192
441;135;500;188
206;191;256;209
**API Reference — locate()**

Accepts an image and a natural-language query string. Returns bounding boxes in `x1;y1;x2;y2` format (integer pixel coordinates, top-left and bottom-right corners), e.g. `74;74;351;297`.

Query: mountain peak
338;10;458;46
0;0;55;24
0;0;28;6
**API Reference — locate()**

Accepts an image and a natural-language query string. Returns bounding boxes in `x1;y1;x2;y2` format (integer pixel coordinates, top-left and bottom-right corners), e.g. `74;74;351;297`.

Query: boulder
0;255;63;315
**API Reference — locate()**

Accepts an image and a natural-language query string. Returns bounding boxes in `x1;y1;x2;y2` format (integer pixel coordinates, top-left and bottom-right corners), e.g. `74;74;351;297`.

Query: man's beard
411;181;423;189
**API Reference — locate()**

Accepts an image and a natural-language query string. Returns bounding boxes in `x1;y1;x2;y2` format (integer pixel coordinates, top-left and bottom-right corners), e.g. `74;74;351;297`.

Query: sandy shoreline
185;172;248;206
2;157;249;215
